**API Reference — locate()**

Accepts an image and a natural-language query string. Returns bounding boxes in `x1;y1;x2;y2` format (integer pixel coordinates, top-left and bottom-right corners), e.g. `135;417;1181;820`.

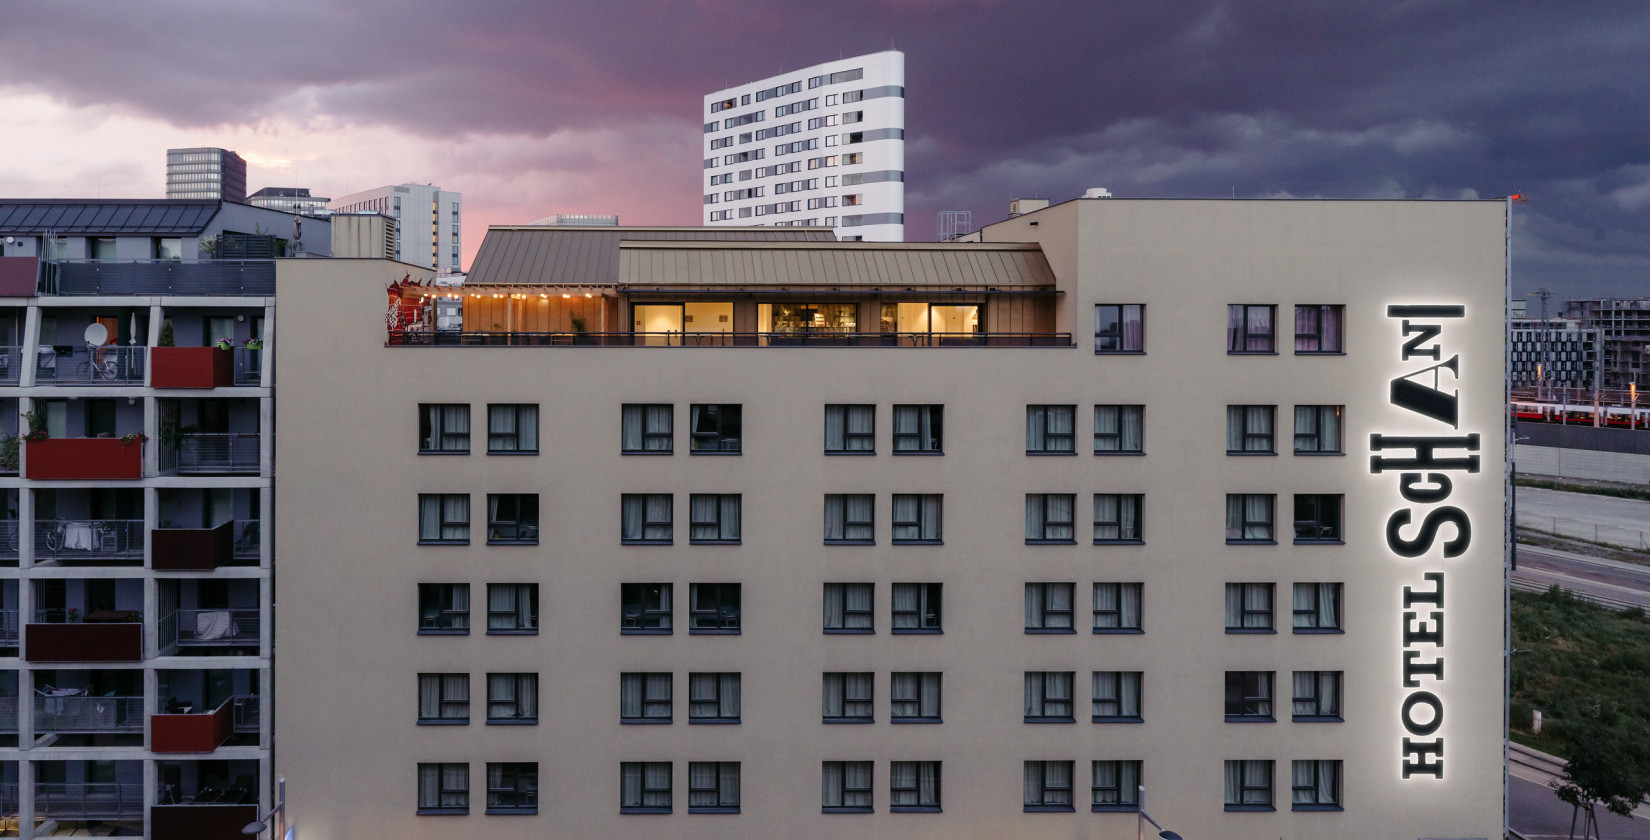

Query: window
622;404;673;453
417;674;469;724
1293;494;1344;542
689;494;741;543
418;583;469;634
486;584;538;634
1024;672;1074;722
1025;405;1076;453
1093;405;1144;454
1225;583;1275;633
1023;761;1074;811
486;404;538;453
1291;760;1342;810
689;404;741;452
1091;671;1143;722
419;404;469;453
824;404;875;453
1224;671;1276;721
418;494;469;544
1225;494;1276;543
1226;406;1276;454
1025;583;1075;633
1091;761;1141;811
892;583;942;633
486;494;538;544
1292;583;1343;633
1093;583;1143;633
622;494;673;543
689;762;740;813
1294;305;1345;354
1228;304;1277;353
621;762;672;813
1293;405;1343;454
891;494;942;543
824;494;875;544
892;404;943;453
822;761;873;812
622;583;672;634
689;583;740;633
1092;494;1143;543
822;672;873;722
890;761;941;812
823;583;873;633
1025;494;1076;543
689;673;741;723
1094;304;1145;353
485;763;537;815
890;672;941;722
620;673;673;723
487;673;538;724
1292;672;1342;721
417;763;468;815
1224;760;1274;810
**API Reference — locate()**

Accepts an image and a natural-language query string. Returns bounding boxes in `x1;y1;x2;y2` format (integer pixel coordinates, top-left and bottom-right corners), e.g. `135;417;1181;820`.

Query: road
1513;546;1650;610
1510;742;1650;839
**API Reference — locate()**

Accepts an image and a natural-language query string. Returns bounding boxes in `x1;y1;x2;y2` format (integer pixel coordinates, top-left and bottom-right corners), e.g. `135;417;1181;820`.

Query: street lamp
242;777;291;839
1138;785;1184;840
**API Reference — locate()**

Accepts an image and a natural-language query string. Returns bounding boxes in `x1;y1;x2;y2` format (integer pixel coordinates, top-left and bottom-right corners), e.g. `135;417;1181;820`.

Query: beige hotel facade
275;199;1509;840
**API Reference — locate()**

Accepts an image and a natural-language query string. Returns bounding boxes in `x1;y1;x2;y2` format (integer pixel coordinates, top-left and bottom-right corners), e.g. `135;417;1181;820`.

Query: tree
1551;717;1650;839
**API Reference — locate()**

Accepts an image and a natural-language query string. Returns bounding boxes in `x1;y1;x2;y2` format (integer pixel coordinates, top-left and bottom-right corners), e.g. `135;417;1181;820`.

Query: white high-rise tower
702;50;904;241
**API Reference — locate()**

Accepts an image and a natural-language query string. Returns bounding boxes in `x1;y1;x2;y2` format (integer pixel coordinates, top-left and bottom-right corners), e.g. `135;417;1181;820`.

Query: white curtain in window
1247;406;1272;449
1120;406;1143;450
1025;584;1044;627
443;495;468;540
1321;308;1342;352
1294;305;1316;352
1226;406;1244;451
822;674;844;717
419;674;440;719
1225;584;1243;628
893;405;934;451
823;584;845;628
1244;584;1271;629
1317;583;1338;628
488;585;525;630
489;673;516;717
419;495;441;541
1248;306;1272;351
1046;494;1073;539
516;405;537;451
1318;673;1339;716
718;495;739;539
822;763;844;807
1224;760;1242;804
892;583;919;628
1119;672;1140;717
446;585;468;630
1225;495;1243;540
890;762;916;805
823;495;845;540
1293;671;1316;717
1227;305;1245;351
620;674;642;718
1046;584;1072;628
621;763;643;806
918;762;938;805
1094;405;1144;452
844;673;872;712
1023;762;1042;805
690;763;718;807
1120;583;1141;628
1094;583;1119;628
644;495;671;540
1292;760;1315;804
1026;406;1045;450
489;405;515;450
622;406;643;451
1044;762;1071;805
418;764;440;808
1025;495;1043;539
843;762;870;806
515;675;537;719
892;494;919;539
1293;583;1314;628
1245;495;1271;539
845;405;874;450
824;405;846;450
844;495;873;540
1320;407;1340;451
1047;406;1073;441
644;406;671;451
1294;405;1316;451
644;763;671;806
1092;761;1117;804
844;583;872;628
690;494;720;541
1318;760;1337;803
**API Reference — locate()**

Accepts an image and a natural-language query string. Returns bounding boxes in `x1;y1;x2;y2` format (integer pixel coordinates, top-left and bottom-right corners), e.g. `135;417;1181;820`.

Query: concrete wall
275;201;1506;840
1516;444;1650;485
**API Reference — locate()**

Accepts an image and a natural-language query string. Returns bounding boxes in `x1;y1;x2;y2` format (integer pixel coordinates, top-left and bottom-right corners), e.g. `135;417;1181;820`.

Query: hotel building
702;51;904;242
275;200;1508;840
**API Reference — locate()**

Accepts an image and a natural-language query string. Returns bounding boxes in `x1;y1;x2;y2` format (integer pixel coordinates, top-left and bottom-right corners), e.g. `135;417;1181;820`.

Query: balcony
233;347;263;386
0;697;15;735
34;345;146;385
34;692;144;735
0;256;38;296
24;438;144;480
31;782;144;820
48;259;275;296
0;520;17;565
151;802;259;840
151;697;236;753
26;615;143;663
393;330;1073;347
0;347;21;384
152;522;232;571
33;519;143;566
0;610;17;647
160;609;260;654
173;433;259;475
151;347;233;389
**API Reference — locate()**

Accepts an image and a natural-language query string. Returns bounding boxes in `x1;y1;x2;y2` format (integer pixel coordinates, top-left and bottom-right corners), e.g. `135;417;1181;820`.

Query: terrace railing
34;694;145;733
392;330;1073;348
160;609;260;652
36;345;145;385
51;259;275;296
32;782;145;819
175;433;260;474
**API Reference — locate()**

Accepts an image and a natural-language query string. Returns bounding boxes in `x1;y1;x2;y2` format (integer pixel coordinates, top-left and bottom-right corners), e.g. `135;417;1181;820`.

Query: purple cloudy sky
1;0;1646;302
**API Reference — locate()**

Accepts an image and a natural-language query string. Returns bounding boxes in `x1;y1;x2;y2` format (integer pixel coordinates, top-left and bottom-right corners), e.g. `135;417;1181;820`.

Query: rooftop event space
386;227;1069;347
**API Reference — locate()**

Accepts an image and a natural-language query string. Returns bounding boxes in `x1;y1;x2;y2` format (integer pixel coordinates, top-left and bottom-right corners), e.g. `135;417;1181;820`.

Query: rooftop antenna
937;211;971;242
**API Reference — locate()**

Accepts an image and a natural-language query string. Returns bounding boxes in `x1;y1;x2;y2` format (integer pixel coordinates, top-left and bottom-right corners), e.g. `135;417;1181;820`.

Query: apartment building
1563;298;1650;389
702;51;904;242
165;149;246;204
1509;317;1599;390
329;184;462;273
275;201;1506;840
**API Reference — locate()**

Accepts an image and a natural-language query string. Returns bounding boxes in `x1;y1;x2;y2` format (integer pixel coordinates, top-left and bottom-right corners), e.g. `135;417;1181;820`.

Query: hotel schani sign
1371;304;1479;781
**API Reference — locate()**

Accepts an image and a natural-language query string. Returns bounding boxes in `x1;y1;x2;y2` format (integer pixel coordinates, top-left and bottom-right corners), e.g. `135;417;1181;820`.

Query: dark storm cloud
3;0;1647;298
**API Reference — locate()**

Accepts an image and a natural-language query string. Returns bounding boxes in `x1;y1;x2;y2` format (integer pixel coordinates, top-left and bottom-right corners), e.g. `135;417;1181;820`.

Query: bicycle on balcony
7;523;65;554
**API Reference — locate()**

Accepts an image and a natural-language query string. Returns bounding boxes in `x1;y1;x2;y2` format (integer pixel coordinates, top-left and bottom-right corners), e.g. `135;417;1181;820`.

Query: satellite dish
83;323;108;346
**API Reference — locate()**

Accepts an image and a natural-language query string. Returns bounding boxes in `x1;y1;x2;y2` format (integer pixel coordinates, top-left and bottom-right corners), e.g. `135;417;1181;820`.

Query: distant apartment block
248;187;331;218
330;184;462;272
702;51;904;242
526;214;618;226
165;148;247;203
1564;298;1650;389
1510;318;1600;389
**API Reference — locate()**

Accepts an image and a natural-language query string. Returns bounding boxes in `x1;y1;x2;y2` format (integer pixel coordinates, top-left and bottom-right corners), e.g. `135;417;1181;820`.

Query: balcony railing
25;437;145;480
0;346;21;383
0;519;18;562
35;345;146;385
25;615;143;663
31;782;145;819
0;697;16;733
232;695;259;734
233;520;261;561
234;347;263;386
174;433;260;474
161;609;260;652
34;519;144;564
0;610;17;645
49;259;275;296
392;330;1075;348
34;694;144;734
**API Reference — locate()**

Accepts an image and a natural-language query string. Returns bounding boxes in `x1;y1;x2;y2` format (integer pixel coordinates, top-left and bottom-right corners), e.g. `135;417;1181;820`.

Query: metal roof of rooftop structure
617;240;1055;290
0;199;222;235
467;226;839;286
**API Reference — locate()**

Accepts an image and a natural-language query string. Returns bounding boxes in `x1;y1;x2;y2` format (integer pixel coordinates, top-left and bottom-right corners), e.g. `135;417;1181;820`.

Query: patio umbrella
130;312;141;345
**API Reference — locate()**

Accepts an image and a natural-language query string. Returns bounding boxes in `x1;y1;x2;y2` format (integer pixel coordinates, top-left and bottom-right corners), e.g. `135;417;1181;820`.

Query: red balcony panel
151;700;233;753
152;522;233;571
151;347;233;388
26;622;142;662
151;804;259;840
0;257;37;296
25;438;144;480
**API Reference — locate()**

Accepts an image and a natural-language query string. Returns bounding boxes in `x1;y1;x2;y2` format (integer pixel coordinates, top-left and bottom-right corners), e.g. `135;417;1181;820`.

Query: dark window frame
485;493;539;545
417;493;470;545
1025;494;1077;544
1090;760;1142;812
486;672;538;725
1093;404;1144;454
688;582;741;634
485;583;538;635
1293;494;1344;543
822;672;874;723
891;582;942;634
1091;670;1143;723
486;403;539;454
1092;493;1144;544
689;403;742;454
1023;760;1075;812
1293;305;1345;355
1224;671;1276;722
1228;304;1277;354
889;672;942;723
1226;582;1276;634
688;672;741;724
891;404;943;454
620;761;674;814
823;582;875;634
824;404;876;454
1225;494;1276;544
1094;304;1145;354
1024;671;1075;723
1025;582;1076;634
1290;759;1343;811
416;762;469;815
1092;582;1143;634
1293;405;1344;454
484;762;538;815
1292;582;1344;634
1291;671;1343;722
620;672;674;724
417;673;470;725
418;583;470;635
688;493;741;544
621;583;673;635
821;761;874;813
1225;760;1276;811
622;404;674;454
889;761;941;813
1026;405;1077;454
824;493;876;545
418;404;470;454
688;761;741;813
621;493;674;545
890;493;942;544
1226;405;1276;454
